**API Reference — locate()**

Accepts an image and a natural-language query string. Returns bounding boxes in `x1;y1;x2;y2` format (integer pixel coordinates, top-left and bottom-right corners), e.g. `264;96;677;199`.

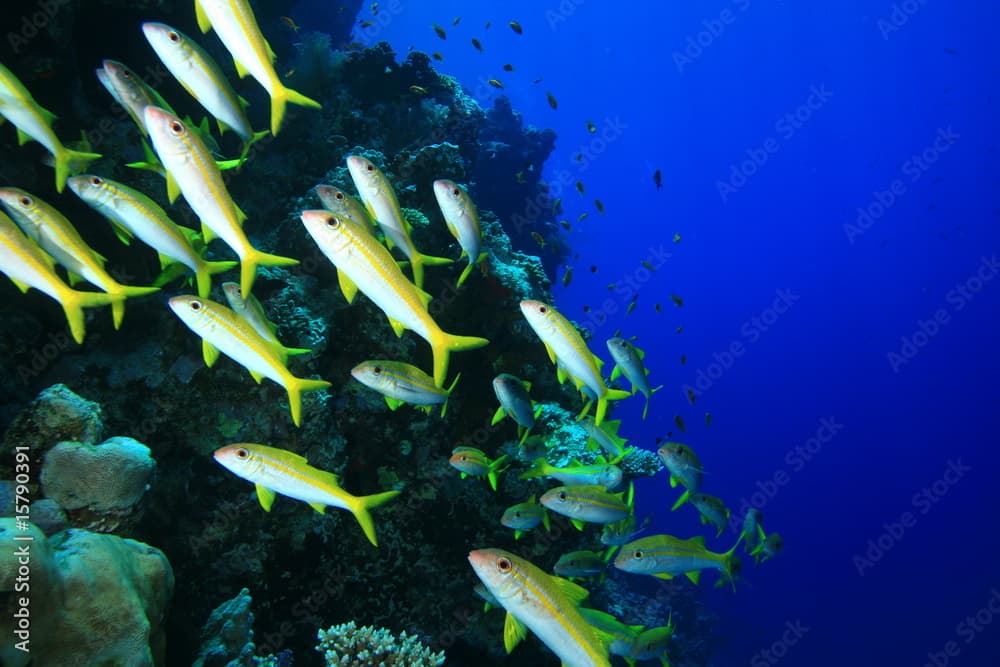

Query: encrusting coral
316;620;445;667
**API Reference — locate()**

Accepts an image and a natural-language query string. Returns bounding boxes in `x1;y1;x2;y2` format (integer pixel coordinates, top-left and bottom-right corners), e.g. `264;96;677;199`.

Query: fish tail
721;543;742;590
346;489;401;546
240;248;299;295
518;458;550;480
239;129;271;164
595;389;631;426
441;372;462;417
195;260;239;299
429;330;489;387
105;284;160;329
54;147;101;193
269;84;321;136
284;376;331;426
670;489;691;511
58;288;113;344
408;251;452;290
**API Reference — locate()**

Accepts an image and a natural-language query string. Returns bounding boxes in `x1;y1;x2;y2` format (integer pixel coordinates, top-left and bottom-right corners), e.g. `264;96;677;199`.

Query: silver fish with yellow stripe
315;184;378;233
607;337;662;420
168;295;329;426
614;534;741;588
540;484;633;530
433;179;488;287
351;360;460;416
221;282;311;363
214;442;399;546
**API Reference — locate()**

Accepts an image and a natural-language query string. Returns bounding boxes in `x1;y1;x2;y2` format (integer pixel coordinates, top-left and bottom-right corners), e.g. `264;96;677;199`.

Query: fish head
0;187;44;236
614;538;657;574
350;361;395;393
142;22;194;63
657;442;697;473
300;209;354;255
213;443;265;481
67;175;116;208
468;548;523;602
432;179;467;216
144;106;196;159
539;486;580;514
314;185;352;215
168;295;220;334
500;504;537;530
220;281;248;313
599;465;624;490
102;60;156;112
519;300;559;337
346;155;385;195
448;449;489;476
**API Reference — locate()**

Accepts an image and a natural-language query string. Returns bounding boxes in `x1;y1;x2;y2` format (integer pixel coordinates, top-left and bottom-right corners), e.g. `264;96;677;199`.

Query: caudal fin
269;84;321;136
409;252;453;290
283;376;331;426
429;330;489;387
346;489;401;546
55;148;101;193
194;260;239;299
106;284;160;329
518;457;552;480
595;388;632;426
58;288;114;344
240;248;299;296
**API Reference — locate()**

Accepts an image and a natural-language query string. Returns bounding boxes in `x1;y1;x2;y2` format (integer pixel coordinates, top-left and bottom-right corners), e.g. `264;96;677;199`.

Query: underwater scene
0;0;997;665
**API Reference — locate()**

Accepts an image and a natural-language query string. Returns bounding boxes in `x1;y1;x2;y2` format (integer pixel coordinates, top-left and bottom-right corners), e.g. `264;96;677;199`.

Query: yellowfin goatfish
614;534;741;587
0;63;101;192
300;209;488;386
540;484;632;530
142;22;269;156
0;211;111;343
213;443;399;546
67;175;236;299
607;337;663;420
689;492;730;537
491;373;539;445
627;617;675;667
448;446;507;491
168;295;330;426
656;442;703;510
740;508;767;553
193;0;321;135
520;300;631;425
501;496;550;539
351;360;460;416
554;550;606;579
468;548;611;667
521;457;623;490
751;532;783;564
221;282;310;362
97;60;176;137
144;106;298;295
346;156;452;290
578;608;643;664
314;184;377;234
433;179;488;287
0;187;158;328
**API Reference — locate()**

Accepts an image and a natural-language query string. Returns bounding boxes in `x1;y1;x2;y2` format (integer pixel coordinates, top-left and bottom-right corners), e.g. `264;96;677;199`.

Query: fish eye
235;448;249;459
539;306;548;314
558;491;567;501
452;187;460;196
633;550;643;559
513;512;521;518
365;163;375;172
89;176;103;186
335;191;345;200
373;365;382;375
325;216;340;228
121;68;132;79
18;196;32;207
189;300;203;311
167;31;180;42
169;120;185;135
497;557;512;572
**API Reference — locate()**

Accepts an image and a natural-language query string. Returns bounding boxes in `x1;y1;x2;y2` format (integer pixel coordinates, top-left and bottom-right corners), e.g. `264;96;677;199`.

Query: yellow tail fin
429;330;489;387
58;288;114;344
284;376;331;426
595;389;632;426
346;489;401;546
240;249;299;296
195;260;238;299
409;252;453;290
269;84;321;136
105;284;160;329
55;148;101;193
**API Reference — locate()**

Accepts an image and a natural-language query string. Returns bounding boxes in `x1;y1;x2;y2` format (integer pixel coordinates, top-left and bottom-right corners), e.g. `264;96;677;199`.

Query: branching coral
316;621;445;667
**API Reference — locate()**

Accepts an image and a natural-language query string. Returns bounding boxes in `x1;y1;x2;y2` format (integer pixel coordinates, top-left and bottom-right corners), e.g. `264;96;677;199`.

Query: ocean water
0;0;997;666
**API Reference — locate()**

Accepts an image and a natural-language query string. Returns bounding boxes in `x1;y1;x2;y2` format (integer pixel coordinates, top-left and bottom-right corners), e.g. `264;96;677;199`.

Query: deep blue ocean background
330;1;1000;665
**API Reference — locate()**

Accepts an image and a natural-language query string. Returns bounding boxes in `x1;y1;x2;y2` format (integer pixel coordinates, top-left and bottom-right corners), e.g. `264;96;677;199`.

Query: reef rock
2;384;103;458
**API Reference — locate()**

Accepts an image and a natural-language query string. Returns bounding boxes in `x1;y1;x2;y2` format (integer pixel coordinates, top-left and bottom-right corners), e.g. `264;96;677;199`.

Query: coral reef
40;437;154;513
194;587;290;667
316;621;445;667
0;519;173;667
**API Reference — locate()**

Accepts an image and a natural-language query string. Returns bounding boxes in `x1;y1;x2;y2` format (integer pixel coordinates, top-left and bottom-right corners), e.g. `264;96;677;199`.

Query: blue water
343;1;1000;664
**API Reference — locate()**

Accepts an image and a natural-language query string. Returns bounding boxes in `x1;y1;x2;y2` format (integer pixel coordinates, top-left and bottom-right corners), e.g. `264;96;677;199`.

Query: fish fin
238;129;270;164
517;426;531;445
513;530;523;540
595;389;631;426
442;372;461;417
643;394;651;420
670;489;690;511
556;365;568;384
428;330;489;387
543;342;557;364
15;128;33;146
542;507;551;532
689;535;706;548
283;376;331;427
490;406;506;426
384;396;404;411
387;316;406;338
344;489;401;546
202;340;220;367
518;458;550;480
233;57;250;79
610;365;621;381
56;288;113;344
255;484;276;511
166;171;181;204
308;502;326;514
459;472;467;479
551;575;589;606
653;572;674;580
337;269;358;304
571;518;586;531
239;248;299;296
592;353;604;368
269;83;322;136
249;370;264;384
532;403;543;418
194;0;211;32
669;474;679;489
686;569;701;586
503;612;527;654
217;158;243;172
54;147;101;194
9;278;31;294
195;260;239;299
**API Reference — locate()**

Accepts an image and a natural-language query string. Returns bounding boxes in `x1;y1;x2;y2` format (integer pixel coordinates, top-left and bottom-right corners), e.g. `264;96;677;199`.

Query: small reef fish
0;63;100;192
314;185;377;233
0;187;158;329
520;300;631;425
97;59;176;137
491;373;539;444
580;418;630;458
432;24;447;39
408;85;428;95
531;231;546;248
562;265;573;287
689;492;730;537
503;63;514;72
142;22;269;157
614;534;741;587
221;282;310;362
501;496;550;539
586;120;596;133
673;233;681;243
346;155;452;290
546;91;558;109
433;179;487;287
471;38;483;52
594;199;604;214
488;79;504;89
657;442;703;510
600;514;652;547
213;443;399;546
168;295;330;426
351;360;460;416
0;211;111;344
752;532;783;564
300;209;487;386
280;16;300;31
68;175;236;300
705;411;712;427
670;294;683;307
432;52;444;61
449;447;508;491
521;457;623;490
627;617;675;666
468;548;611;667
508;21;523;35
540;484;632;529
553;550;606;578
673;415;686;432
579;608;643;664
194;0;322;135
607;337;663;420
144;106;298;295
741;508;766;553
653;169;662;190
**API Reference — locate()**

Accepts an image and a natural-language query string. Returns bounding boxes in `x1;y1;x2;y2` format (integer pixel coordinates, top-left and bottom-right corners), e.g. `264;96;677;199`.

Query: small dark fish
453;16;461;26
574;153;584;162
641;260;654;272
432;24;447;39
577;212;588;222
559;220;571;230
655;303;662;313
371;2;379;14
590;266;598;273
546;92;558;109
562;266;573;287
705;412;712;427
533;77;543;84
680;355;687;365
674;415;686;432
686;389;697;405
575;181;585;194
670;294;683;307
675;326;682;334
653;169;662;189
409;85;428;95
472;38;483;52
359;20;374;28
531;232;546;248
594;199;604;213
586;120;596;133
552;198;561;215
488;78;504;89
485;21;492;29
509;21;523;34
626;302;636;315
943;47;959;55
515;171;526;184
503;63;514;72
583;305;591;313
281;16;301;32
673;233;681;243
432;52;444;61
607;283;615;290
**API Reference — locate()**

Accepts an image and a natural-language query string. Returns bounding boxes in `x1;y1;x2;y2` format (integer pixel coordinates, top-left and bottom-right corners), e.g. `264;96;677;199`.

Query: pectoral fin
202;340;220;367
337;270;358;304
255;484;276;511
503;612;527;654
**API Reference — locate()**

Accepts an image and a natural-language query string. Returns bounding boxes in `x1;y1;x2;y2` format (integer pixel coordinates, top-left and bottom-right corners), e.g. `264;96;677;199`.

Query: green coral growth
316;621;445;667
